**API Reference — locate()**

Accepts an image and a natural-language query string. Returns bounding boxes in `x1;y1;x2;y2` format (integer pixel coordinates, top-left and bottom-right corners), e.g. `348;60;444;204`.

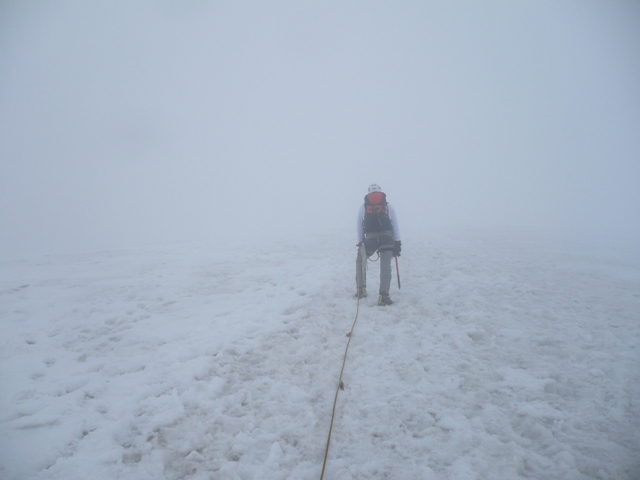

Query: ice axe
395;255;401;289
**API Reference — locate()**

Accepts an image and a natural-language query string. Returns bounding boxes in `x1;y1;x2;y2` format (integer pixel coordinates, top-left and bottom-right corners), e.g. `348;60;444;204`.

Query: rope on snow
319;289;362;479
319;244;368;479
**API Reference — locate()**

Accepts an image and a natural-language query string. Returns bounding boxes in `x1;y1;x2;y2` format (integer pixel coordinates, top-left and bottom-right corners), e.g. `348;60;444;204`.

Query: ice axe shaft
395;255;401;289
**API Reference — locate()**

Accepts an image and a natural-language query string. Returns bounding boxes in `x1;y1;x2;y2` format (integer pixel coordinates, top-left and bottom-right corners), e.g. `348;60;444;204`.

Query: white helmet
368;184;382;193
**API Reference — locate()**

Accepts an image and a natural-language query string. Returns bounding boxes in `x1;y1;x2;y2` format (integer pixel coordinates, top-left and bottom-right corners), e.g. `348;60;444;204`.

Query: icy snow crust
1;229;639;479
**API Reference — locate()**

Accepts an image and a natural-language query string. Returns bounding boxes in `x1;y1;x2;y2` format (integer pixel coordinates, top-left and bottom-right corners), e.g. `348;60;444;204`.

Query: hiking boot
378;294;393;306
355;287;367;298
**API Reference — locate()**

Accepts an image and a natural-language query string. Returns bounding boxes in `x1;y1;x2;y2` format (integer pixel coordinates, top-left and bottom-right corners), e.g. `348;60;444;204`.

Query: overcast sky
1;1;639;255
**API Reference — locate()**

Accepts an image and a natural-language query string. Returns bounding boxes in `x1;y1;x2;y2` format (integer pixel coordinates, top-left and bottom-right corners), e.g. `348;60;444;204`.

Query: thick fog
1;1;639;256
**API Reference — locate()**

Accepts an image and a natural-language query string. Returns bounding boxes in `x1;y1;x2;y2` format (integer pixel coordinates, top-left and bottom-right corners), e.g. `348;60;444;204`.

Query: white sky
1;1;639;255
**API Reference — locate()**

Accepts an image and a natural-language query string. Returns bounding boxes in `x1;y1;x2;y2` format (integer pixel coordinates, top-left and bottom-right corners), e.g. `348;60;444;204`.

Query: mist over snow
1;1;639;256
1;3;640;479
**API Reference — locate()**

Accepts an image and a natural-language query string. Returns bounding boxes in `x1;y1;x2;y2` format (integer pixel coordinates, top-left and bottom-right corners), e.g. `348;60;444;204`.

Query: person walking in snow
356;184;401;306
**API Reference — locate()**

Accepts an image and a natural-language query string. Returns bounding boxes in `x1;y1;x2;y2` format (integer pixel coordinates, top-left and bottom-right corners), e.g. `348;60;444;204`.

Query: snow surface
1;228;639;480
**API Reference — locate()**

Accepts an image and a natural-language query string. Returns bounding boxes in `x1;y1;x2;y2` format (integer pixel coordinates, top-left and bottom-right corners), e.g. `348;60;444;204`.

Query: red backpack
363;192;392;233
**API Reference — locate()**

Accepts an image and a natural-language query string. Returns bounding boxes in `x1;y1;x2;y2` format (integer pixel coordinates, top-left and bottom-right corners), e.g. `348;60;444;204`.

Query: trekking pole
395;255;401;289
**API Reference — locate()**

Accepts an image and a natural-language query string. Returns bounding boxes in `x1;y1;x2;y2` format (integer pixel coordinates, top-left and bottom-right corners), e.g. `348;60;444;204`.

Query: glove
393;241;402;257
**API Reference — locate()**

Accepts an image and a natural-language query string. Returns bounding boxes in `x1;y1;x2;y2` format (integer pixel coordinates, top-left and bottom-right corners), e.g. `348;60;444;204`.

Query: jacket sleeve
388;204;401;242
356;205;365;243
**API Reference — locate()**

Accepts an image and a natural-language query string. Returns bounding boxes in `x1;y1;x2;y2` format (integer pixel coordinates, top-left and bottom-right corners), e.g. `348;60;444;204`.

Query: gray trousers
356;230;394;295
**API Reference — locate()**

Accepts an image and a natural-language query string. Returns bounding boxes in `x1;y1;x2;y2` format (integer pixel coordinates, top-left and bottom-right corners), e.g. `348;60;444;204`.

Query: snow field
1;229;638;479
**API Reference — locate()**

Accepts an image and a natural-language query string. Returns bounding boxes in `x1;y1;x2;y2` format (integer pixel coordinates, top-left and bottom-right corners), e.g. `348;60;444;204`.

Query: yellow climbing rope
319;264;366;479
